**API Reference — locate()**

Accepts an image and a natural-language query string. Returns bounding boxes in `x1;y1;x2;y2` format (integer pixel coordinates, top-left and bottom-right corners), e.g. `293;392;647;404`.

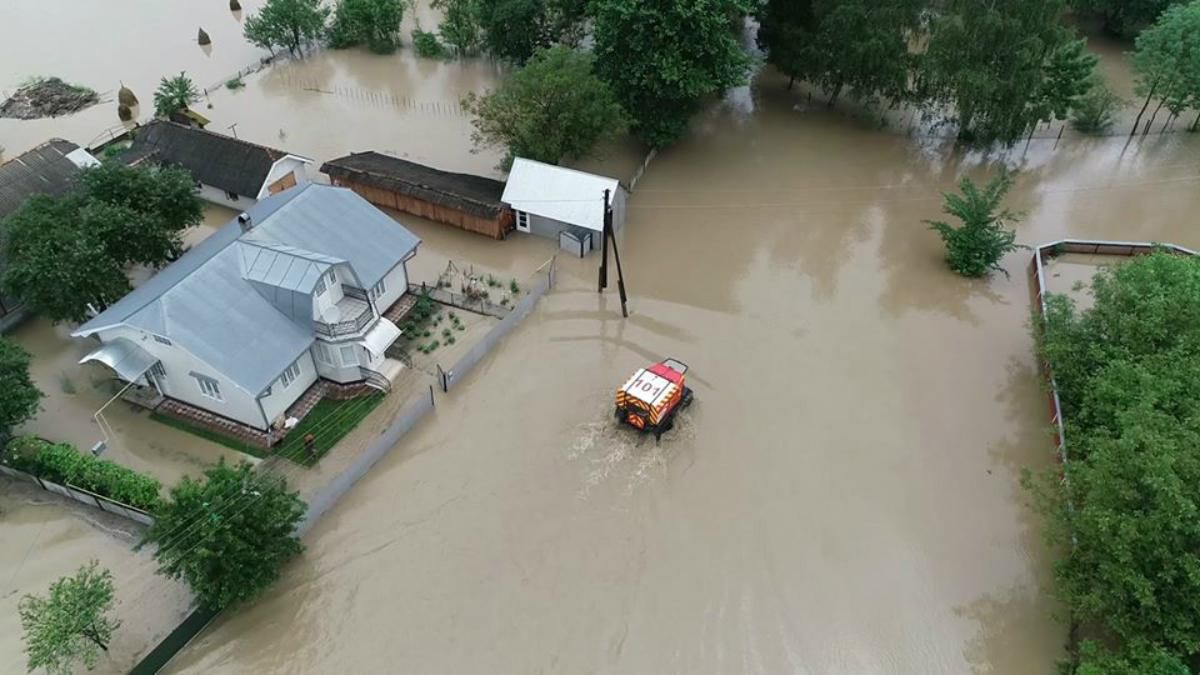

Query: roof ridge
512;157;619;184
140;120;306;161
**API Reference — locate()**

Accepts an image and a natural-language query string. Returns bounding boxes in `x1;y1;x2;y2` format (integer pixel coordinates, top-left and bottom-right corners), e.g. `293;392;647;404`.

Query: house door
515;210;531;233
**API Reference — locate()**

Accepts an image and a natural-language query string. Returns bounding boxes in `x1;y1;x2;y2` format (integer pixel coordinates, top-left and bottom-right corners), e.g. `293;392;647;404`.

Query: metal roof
73;184;421;395
501;158;620;232
79;338;158;382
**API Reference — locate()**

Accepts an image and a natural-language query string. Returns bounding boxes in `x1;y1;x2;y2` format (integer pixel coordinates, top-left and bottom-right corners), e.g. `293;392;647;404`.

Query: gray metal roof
73;184;421;395
79;338;157;381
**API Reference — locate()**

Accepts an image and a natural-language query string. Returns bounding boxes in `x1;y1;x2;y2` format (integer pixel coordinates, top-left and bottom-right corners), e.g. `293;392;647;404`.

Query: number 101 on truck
614;358;694;441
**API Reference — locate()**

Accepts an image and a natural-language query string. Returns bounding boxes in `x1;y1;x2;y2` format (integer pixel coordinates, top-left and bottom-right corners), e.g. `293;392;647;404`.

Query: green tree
1072;0;1184;36
755;0;816;90
1131;1;1200;135
0;338;41;444
1072;74;1125;133
1030;38;1099;136
244;0;330;56
18;561;120;675
328;0;404;52
463;46;625;168
1076;639;1189;675
923;0;1094;144
925;170;1022;278
593;0;753;148
141;460;305;609
152;72;199;118
810;0;924;106
1;162;202;323
433;0;482;55
472;0;587;63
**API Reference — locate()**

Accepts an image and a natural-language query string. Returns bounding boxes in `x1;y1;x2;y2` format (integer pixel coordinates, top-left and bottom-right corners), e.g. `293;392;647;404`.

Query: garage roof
501;158;620;232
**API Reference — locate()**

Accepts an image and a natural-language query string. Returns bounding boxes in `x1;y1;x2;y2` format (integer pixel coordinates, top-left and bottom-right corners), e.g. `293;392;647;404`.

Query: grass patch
273;393;385;467
151;413;268;458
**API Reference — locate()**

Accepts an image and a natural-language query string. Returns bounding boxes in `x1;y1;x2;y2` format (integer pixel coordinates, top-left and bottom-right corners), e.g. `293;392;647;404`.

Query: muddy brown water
158;75;1200;674
3;6;1199;672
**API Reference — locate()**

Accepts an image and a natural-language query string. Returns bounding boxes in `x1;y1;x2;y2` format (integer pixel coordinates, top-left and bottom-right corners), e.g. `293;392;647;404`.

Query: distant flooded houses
124;120;313;208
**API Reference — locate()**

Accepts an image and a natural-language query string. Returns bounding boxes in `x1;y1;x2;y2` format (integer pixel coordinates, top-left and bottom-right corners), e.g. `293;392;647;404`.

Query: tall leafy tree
1;162;202;323
1072;0;1184;36
434;0;483;55
0;337;41;444
922;0;1094;144
473;0;587;63
140;460;306;609
152;72;199;118
1131;1;1200;135
328;0;404;52
244;0;330;56
1076;639;1189;675
593;0;753;148
463;47;625;168
19;561;120;675
925;170;1022;278
810;0;924;105
755;0;816;90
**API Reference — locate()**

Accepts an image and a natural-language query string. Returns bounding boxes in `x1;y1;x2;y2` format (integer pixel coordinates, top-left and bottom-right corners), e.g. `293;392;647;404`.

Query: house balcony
315;293;374;338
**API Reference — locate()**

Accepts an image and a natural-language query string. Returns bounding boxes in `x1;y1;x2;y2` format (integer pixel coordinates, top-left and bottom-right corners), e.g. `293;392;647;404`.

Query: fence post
428;384;435;407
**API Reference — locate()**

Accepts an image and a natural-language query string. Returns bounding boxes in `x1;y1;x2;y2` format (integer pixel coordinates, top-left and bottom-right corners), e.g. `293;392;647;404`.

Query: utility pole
596;189;629;317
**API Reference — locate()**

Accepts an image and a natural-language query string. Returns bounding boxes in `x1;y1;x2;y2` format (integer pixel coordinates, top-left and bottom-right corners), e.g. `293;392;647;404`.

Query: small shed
321;152;513;240
501;158;626;256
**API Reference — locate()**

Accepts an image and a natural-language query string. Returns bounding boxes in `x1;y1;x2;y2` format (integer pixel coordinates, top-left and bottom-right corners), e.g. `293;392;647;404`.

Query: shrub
3;437;163;512
446;335;456;344
225;77;245;90
926;170;1022;278
1071;76;1123;135
412;29;448;59
510;279;519;293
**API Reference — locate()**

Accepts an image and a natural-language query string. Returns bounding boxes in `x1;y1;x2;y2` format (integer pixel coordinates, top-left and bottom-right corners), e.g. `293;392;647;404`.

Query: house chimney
237;212;252;232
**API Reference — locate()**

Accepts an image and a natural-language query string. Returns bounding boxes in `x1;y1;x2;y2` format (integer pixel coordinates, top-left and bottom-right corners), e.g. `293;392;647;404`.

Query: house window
152;335;172;346
327;270;336;284
339;345;357;366
150;361;166;378
280;360;302;388
226;190;240;201
192;374;222;401
516;210;531;232
370;278;386;301
314;342;332;365
314;276;327;296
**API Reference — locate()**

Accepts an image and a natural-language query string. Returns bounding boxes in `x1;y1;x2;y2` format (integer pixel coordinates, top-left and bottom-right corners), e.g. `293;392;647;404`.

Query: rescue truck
614;358;693;440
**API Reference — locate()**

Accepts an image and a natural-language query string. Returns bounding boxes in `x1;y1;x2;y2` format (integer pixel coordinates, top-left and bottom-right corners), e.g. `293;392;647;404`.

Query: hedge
3;436;163;512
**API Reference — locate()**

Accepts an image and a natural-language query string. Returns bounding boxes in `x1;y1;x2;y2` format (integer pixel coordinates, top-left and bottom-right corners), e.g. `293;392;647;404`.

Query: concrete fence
0;464;155;526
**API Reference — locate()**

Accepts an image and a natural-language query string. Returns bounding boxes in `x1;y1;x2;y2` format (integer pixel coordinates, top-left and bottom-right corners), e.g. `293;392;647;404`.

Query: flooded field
161;74;1200;674
0;478;191;673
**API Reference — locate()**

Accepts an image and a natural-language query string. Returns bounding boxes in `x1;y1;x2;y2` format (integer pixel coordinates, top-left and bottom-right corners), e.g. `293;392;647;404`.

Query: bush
1071;77;1123;135
412;29;448;59
510;279;519;293
225;77;245;90
3;437;163;512
926;170;1022;278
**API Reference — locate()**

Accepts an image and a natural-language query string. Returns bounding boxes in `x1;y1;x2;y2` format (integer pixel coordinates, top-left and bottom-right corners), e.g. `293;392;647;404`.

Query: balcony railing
315;294;374;337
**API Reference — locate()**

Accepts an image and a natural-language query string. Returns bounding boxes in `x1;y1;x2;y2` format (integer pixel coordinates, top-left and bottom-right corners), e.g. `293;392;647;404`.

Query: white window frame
327;270;336;284
152;334;172;346
225;190;240;201
193;374;222;401
314;342;333;365
339;345;357;366
515;210;531;233
370;278;387;301
314;276;327;296
279;360;302;388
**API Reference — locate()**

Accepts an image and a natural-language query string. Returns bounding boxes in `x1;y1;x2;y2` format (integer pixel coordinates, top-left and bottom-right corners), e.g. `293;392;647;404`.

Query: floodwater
0;478;191;673
164;71;1200;674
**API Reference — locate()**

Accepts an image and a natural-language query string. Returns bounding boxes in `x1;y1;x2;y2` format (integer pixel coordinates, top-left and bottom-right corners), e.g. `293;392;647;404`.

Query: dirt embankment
0;77;99;120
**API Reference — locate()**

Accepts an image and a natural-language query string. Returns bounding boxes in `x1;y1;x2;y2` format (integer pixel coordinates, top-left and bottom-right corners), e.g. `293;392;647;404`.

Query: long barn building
321;152;513;240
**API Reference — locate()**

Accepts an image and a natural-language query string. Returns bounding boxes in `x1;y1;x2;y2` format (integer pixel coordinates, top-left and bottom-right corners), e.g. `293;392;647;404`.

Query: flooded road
164;73;1200;674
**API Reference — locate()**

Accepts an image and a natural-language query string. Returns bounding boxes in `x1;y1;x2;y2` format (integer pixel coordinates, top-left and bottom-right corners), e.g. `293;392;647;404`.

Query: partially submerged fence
409;282;510;320
438;256;556;393
0;464;154;525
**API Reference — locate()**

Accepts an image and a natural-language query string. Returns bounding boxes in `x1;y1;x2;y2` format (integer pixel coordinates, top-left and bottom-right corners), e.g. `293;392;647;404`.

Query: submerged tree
327;0;405;53
1071;74;1125;134
0;337;42;445
1131;1;1200;135
141;460;305;609
152;72;199;118
923;0;1095;144
925;170;1021;278
472;0;587;63
812;0;924;106
433;0;482;55
244;0;330;56
755;0;816;90
593;0;752;148
1071;0;1184;36
19;561;120;675
464;46;625;168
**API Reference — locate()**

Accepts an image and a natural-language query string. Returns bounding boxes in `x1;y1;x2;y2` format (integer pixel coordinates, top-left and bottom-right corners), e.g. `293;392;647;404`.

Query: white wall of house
312;266;346;320
257;350;318;426
369;261;409;314
312;339;367;383
197;183;257;210
257;157;312;199
95;326;274;429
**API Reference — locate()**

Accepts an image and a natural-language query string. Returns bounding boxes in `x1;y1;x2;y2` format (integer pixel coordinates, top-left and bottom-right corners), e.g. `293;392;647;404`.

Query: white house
126;120;313;208
501;158;627;256
72;184;420;433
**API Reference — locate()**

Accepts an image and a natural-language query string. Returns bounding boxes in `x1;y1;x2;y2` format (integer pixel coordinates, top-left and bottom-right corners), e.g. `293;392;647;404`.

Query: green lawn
150;413;268;458
273;394;386;467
